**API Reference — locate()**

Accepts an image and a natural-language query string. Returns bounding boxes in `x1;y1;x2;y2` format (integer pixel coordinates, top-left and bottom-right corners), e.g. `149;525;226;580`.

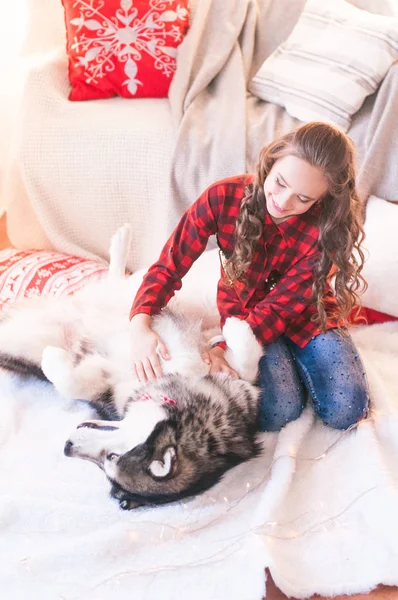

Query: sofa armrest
5;51;176;272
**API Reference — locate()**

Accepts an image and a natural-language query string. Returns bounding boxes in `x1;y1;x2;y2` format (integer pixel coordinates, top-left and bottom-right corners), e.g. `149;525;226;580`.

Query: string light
60;418;369;544
259;484;382;541
300;420;360;461
76;541;245;600
16;416;389;600
61;477;387;600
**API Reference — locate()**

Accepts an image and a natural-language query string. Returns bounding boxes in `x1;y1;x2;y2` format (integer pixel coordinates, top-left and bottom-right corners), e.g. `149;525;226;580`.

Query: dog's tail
107;223;132;280
0;353;48;381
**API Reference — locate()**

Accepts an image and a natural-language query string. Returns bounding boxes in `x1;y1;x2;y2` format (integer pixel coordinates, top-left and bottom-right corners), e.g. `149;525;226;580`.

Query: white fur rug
1;318;398;600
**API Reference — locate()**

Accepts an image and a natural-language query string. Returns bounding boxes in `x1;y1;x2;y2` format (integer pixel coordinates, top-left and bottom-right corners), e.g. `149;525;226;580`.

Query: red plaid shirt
130;174;338;348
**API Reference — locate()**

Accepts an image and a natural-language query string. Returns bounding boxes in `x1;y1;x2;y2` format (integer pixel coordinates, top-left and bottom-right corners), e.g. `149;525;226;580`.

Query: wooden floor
0;212;397;600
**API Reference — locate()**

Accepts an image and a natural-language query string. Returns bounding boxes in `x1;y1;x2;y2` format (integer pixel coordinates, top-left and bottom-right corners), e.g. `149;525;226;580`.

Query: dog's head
105;418;210;510
64;385;260;510
65;417;242;510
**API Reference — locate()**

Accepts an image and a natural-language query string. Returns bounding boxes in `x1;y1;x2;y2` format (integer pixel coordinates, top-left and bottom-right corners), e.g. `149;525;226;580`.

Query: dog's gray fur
0;225;264;509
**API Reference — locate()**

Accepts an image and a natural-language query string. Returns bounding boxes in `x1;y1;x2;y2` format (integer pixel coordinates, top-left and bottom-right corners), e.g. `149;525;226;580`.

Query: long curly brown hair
224;122;367;331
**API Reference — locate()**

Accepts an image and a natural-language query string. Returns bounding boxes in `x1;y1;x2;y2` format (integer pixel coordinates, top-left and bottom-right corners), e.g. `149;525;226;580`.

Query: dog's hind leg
107;223;132;280
0;353;47;381
41;346;113;402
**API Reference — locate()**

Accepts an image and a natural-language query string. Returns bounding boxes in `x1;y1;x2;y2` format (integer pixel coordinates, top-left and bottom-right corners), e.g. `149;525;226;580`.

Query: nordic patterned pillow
0;249;108;312
248;0;398;132
61;0;190;101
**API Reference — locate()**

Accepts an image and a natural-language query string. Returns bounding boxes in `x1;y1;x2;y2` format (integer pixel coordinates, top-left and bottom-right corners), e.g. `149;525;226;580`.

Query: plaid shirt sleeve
129;186;220;319
246;247;319;345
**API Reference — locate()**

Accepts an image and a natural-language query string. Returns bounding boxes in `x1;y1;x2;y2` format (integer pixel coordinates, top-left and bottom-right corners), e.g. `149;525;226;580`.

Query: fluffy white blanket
1;310;398;598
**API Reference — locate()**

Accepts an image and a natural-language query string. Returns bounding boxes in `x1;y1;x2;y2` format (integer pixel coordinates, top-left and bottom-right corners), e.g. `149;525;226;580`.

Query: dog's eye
106;453;119;461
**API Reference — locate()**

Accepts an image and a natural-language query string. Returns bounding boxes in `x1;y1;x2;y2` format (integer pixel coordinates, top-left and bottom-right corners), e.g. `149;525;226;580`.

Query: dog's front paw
222;318;263;383
119;497;140;510
110;484;140;510
41;346;73;384
222;317;254;347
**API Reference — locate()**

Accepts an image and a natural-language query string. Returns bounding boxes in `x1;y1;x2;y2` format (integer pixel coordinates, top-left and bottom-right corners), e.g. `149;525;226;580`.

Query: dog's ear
148;446;177;479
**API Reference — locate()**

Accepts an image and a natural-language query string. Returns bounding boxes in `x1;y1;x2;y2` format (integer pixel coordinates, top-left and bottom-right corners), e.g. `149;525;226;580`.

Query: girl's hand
202;345;239;379
130;314;170;383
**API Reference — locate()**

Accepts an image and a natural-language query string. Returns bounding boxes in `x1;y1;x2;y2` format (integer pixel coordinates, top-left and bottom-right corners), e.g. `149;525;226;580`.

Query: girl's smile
270;193;290;215
264;155;328;224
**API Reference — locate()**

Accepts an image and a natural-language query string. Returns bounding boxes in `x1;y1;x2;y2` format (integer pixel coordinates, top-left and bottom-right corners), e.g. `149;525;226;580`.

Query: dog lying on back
0;226;264;509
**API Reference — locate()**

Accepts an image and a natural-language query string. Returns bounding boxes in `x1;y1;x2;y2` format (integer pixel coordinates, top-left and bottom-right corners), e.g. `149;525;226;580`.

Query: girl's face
263;155;329;224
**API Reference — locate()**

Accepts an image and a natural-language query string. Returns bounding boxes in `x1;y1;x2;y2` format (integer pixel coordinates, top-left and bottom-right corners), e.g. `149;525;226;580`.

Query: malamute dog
0;226;264;509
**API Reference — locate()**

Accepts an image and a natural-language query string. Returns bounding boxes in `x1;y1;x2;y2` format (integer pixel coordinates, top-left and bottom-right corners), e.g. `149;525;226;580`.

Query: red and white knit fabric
0;249;108;312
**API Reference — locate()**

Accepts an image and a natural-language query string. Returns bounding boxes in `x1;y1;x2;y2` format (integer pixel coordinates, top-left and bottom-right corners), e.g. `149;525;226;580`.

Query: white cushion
361;196;398;317
249;0;398;131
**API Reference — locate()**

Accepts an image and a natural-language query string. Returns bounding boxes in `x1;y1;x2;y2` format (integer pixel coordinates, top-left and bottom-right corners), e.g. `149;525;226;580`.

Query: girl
129;122;370;432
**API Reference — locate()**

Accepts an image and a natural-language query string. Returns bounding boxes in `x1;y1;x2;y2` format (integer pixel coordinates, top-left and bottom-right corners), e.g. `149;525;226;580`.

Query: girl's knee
257;336;306;432
315;385;369;430
258;392;305;432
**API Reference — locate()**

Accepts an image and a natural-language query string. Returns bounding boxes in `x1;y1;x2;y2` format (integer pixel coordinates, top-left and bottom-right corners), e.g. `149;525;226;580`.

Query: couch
3;0;398;322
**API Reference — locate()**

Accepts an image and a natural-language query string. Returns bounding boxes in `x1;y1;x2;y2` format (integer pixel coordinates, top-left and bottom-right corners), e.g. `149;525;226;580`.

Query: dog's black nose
64;440;74;457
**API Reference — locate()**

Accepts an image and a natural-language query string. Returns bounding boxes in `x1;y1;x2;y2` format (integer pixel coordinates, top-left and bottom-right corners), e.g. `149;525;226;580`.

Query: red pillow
0;249;108;312
62;0;190;101
349;306;398;326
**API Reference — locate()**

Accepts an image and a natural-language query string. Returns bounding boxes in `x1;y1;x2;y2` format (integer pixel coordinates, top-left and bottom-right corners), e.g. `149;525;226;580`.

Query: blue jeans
258;329;370;431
